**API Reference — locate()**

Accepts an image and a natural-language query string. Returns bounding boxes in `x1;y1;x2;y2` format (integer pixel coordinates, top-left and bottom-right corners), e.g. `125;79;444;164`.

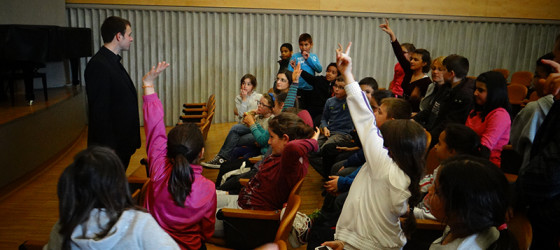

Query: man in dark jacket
84;16;140;170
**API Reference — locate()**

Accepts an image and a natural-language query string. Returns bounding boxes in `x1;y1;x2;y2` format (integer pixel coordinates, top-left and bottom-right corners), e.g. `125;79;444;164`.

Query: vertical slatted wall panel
67;5;560;125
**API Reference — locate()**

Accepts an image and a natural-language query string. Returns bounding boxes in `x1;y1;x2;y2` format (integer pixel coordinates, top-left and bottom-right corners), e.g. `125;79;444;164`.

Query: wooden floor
0;120;325;249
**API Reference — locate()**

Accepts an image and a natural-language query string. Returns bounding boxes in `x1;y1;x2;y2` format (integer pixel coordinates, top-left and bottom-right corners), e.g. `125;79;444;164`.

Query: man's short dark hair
298;33;313;44
101;16;131;44
443;54;469;79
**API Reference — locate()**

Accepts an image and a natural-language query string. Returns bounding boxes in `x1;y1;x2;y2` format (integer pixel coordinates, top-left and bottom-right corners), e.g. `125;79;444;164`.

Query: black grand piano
0;25;93;105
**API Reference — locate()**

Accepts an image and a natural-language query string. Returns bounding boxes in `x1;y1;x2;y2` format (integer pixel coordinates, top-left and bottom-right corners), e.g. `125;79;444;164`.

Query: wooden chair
216;178;304;249
508;211;532;250
131;179;150;206
493;68;510;80
510;71;534;88
183;94;215;111
508;83;528;105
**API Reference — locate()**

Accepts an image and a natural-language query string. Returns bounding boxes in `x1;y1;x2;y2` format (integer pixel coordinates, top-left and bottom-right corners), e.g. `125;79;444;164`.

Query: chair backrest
275;240;288;250
289;178;305;198
137;179;150;206
508;211;532;250
507;84;528;105
493;68;510;80
274;194;301;242
510;71;534;87
201;112;214;141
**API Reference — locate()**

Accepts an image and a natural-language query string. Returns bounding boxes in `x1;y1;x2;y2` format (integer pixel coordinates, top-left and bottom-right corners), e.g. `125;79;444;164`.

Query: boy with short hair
277;43;293;73
288;33;323;91
315;75;354;177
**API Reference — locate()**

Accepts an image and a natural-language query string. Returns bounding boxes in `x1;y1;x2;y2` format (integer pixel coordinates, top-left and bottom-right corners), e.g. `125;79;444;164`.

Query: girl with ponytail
142;62;217;250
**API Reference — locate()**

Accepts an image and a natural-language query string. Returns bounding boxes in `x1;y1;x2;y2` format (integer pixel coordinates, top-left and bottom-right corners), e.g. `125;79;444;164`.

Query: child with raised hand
234;74;262;123
380;19;432;111
426;155;517;249
142;62;217;250
321;43;427;250
45;146;179;250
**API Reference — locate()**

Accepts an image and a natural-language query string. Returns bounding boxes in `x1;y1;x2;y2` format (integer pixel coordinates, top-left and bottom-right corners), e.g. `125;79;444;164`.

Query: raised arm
380;19;411;74
141;62;170;178
283;63;301;110
336;43;394;168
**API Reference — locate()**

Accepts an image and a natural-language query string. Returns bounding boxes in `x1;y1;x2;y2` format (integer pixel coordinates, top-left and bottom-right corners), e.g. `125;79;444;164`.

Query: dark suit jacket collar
99;46;122;63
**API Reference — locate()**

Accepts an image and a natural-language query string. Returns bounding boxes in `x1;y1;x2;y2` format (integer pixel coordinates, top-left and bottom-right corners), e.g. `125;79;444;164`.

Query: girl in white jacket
322;43;427;250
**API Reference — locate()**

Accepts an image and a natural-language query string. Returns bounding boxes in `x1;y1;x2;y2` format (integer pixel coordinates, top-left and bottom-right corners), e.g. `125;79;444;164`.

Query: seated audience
321;43;427;250
45;146;179;250
142;62;217;249
517;59;560;250
420;56;446;111
234;74;262;123
307;97;412;249
414;54;475;148
300;62;339;127
426;155;516;249
511;58;555;173
465;71;511;167
414;124;486;220
314;75;355;178
202;93;274;168
380;19;432;111
213;112;319;237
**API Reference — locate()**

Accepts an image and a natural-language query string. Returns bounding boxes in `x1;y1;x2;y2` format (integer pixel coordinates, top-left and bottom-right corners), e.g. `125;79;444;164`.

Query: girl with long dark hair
465;71;512;167
45;146;179;250
142;62;217;250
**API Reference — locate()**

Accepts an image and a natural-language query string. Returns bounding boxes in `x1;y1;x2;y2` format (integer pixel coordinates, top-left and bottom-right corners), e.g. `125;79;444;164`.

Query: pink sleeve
142;93;169;180
479;108;511;150
201;187;217;240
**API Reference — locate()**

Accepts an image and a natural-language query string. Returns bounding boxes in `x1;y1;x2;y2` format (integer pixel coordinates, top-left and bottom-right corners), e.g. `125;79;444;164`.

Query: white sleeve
344;82;394;170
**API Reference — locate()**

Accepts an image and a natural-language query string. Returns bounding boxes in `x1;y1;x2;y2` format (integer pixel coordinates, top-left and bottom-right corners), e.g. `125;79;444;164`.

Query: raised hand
336;42;354;84
290;59;296;69
292;62;302;83
142;61;170;86
379;18;396;42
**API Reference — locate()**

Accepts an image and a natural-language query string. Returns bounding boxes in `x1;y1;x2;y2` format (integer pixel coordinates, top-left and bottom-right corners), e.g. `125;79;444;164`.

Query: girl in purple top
142;62;217;250
465;71;512;167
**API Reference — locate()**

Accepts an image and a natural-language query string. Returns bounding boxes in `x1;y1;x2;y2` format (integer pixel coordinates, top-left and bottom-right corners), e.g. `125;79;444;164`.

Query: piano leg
22;65;35;105
70;58;81;86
